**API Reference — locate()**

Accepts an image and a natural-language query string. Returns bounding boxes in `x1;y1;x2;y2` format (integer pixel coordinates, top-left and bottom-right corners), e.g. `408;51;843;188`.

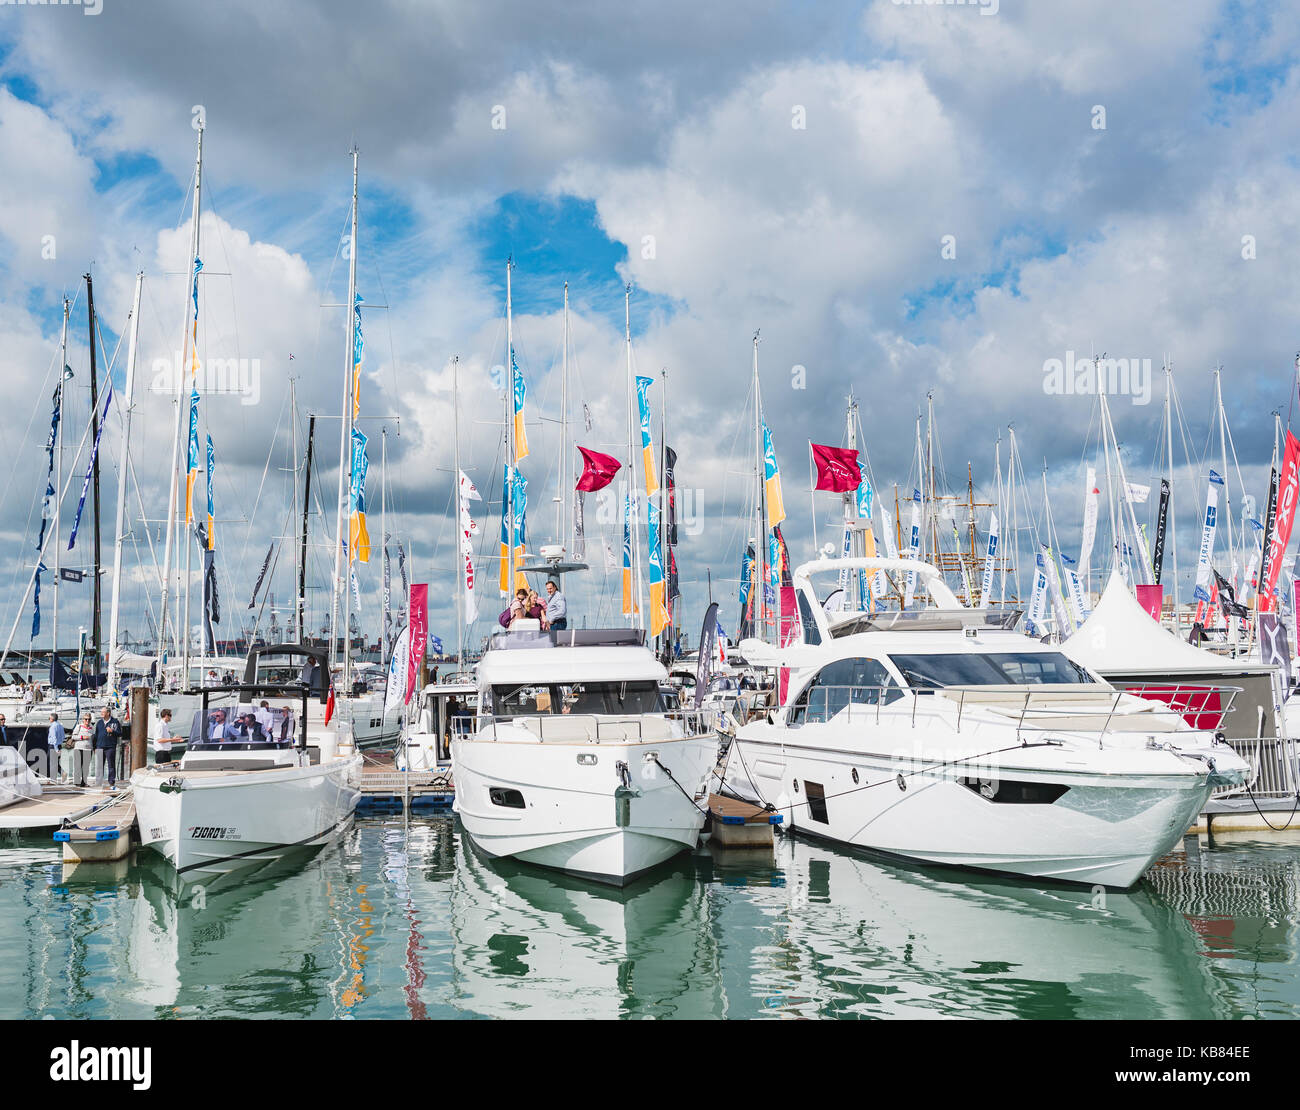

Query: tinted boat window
890;652;1095;687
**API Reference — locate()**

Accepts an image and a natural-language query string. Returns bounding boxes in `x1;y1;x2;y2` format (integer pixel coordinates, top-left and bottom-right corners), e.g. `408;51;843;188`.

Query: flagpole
506;258;516;598
808;441;818;558
753;331;766;642
380;424;388;665
106;272;143;694
453;355;464;670
53;297;68;677
158;123;203;679
1165;363;1179;629
626;285;646;629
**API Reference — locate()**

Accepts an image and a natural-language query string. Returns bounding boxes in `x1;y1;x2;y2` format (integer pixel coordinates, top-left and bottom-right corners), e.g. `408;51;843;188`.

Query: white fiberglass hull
451;734;715;886
132;755;362;887
726;734;1232;888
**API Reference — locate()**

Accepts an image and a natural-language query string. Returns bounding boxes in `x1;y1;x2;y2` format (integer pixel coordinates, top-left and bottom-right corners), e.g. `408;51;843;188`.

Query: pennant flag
184;385;200;523
810;443;860;493
67;379;114;550
511;347;528;460
622;490;636;616
576;446;621;492
979;512;999;609
385;626;410;715
665;446;679;546
635;376;658;495
1215;569;1249;620
648;500;670;636
348;427;371;563
762;419;785;526
1153;478;1170;584
248;542;275;609
351;293;364;420
205;434;215;549
31;561;46;639
189;257;203;380
406;584;427;705
1260;432;1300;613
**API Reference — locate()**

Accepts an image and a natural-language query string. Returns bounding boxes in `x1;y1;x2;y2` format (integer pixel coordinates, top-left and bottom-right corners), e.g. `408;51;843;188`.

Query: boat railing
482;708;714;743
789;682;1245;747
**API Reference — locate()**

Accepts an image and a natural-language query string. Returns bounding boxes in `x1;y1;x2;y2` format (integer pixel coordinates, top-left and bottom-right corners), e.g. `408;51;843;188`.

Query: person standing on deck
545;579;567;631
92;706;124;790
45;714;65;782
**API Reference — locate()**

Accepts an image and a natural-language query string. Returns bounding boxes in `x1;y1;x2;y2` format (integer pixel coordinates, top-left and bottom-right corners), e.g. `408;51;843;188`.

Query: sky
0;0;1297;660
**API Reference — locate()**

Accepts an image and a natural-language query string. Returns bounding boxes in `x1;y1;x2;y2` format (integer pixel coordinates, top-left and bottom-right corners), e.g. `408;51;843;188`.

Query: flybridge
489;628;646;650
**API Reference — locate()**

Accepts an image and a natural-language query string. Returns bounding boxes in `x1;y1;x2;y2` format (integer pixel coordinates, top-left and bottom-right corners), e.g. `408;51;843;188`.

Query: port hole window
489;787;526;809
805;781;829;823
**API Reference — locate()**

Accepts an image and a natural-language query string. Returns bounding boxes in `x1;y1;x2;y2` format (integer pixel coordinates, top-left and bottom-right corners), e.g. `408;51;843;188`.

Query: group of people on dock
0;705;125;789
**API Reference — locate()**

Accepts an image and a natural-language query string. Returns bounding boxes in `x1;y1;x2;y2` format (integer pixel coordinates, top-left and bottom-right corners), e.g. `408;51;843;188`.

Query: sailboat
450;276;716;885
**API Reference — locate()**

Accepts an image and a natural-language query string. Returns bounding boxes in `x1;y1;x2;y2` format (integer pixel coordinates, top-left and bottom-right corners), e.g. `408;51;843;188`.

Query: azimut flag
205;434;215;549
511;348;528;460
810;443;859;493
738;541;755;637
856;465;874;521
648;500;670;636
498;464;527;593
348;428;371;563
635;376;658;495
1260;432;1300;612
351;294;364;420
576;446;620;491
761;419;785;526
184;386;200;523
979;512;999;609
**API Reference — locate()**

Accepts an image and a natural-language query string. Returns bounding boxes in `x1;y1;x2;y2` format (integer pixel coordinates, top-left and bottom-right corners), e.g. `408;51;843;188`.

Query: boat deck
0;786;127;831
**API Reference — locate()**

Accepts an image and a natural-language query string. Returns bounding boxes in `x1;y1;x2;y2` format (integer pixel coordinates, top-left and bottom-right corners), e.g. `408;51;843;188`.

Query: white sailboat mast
53;297;68;670
106;272;143;692
753;331;767;641
157;124;203;676
331;147;359;684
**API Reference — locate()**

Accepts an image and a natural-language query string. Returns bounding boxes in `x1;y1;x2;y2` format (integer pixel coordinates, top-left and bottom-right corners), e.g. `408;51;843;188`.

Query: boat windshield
889;652;1096;688
487;681;666;717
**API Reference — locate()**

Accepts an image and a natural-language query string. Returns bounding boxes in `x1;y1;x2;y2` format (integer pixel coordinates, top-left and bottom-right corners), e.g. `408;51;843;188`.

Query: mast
299;415;315;646
106;272;143;693
558;283;569;546
1098;392;1119;577
1007;425;1021;602
53;297;69;676
157;122;203;675
1213;368;1236;587
994;434;1006;605
453;355;464;669
1164;363;1179;627
926;391;937;559
289;376;299;641
625;286;646;627
331;147;359;684
659;364;669;644
380;425;388;662
506;259;516;599
752;331;767;641
85;272;102;671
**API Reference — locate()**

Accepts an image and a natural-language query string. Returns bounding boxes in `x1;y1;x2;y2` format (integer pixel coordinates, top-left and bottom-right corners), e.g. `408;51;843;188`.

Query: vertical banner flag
348;427;371;563
573;490;586;559
668;544;680;604
1061;551;1090;625
67;380;114;550
32;562;46;639
184;386;200;523
351;294;363;419
761;419;785;526
511;347;528;460
766;529;779;607
1026;550;1049;637
406;584;428;705
635;376;659;495
622;490;636;617
1257;467;1279;603
1079;466;1099;581
648;500;670;636
499;463;511;594
1260;432;1300;612
1152;478;1170;584
512;468;528;591
189;257;203;379
905;489;923;605
1193;470;1224;622
384;625;410;715
248;542;274;609
738;541;755;637
205;434;215;549
980;512;999;609
1042;544;1072;635
695;602;719;711
665;446;678;547
459;469;480;625
197;523;220;652
856;464;874;521
383;535;392;649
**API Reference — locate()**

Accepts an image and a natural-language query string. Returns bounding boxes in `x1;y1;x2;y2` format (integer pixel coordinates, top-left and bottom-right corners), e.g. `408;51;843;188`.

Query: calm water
1;819;1298;1019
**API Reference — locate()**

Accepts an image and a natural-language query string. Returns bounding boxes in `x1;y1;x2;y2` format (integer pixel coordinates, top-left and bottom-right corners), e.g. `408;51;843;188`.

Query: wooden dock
54;793;137;862
0;786;123;832
358;766;455;812
708;793;783;847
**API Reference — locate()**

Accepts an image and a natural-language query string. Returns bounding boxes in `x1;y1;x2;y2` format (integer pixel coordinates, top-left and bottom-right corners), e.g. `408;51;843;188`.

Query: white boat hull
452;734;715;885
728;737;1227;888
132;754;362;887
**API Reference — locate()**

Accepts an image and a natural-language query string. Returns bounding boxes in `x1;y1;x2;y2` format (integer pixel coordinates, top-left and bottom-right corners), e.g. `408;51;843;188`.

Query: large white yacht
132;677;362;888
721;556;1249;889
451;625;717;886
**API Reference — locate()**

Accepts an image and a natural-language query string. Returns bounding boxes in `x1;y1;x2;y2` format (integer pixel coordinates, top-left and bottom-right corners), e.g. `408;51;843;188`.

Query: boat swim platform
358;767;455;813
0;785;127;833
708;793;783;848
54;792;137;862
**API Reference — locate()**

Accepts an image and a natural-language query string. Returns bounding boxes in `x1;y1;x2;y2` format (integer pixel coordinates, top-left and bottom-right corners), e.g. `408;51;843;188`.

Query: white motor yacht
720;557;1250;889
132;681;361;888
451;625;718;886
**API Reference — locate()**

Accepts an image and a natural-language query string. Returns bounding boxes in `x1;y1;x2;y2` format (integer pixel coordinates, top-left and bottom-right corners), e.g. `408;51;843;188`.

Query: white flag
384;626;410;715
459;470;481;501
979;512;999;609
1125;482;1150;504
1079;466;1099;581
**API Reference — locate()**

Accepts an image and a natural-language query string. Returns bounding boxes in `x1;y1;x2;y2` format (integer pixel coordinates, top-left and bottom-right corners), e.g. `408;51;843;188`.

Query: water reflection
0;821;1296;1019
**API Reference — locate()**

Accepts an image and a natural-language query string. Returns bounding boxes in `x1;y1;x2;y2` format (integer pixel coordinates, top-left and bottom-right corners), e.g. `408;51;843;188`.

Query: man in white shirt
156;708;174;764
545;579;568;631
254;700;275;739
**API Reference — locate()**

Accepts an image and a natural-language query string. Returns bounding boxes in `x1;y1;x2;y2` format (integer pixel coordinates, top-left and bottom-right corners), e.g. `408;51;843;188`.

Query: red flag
1260;431;1300;612
1135;584;1163;622
324;683;335;725
810;443;860;493
406;584;428;705
576;447;622;492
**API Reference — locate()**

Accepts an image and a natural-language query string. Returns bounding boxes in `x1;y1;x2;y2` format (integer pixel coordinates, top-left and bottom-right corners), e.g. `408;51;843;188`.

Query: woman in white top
73;714;94;786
